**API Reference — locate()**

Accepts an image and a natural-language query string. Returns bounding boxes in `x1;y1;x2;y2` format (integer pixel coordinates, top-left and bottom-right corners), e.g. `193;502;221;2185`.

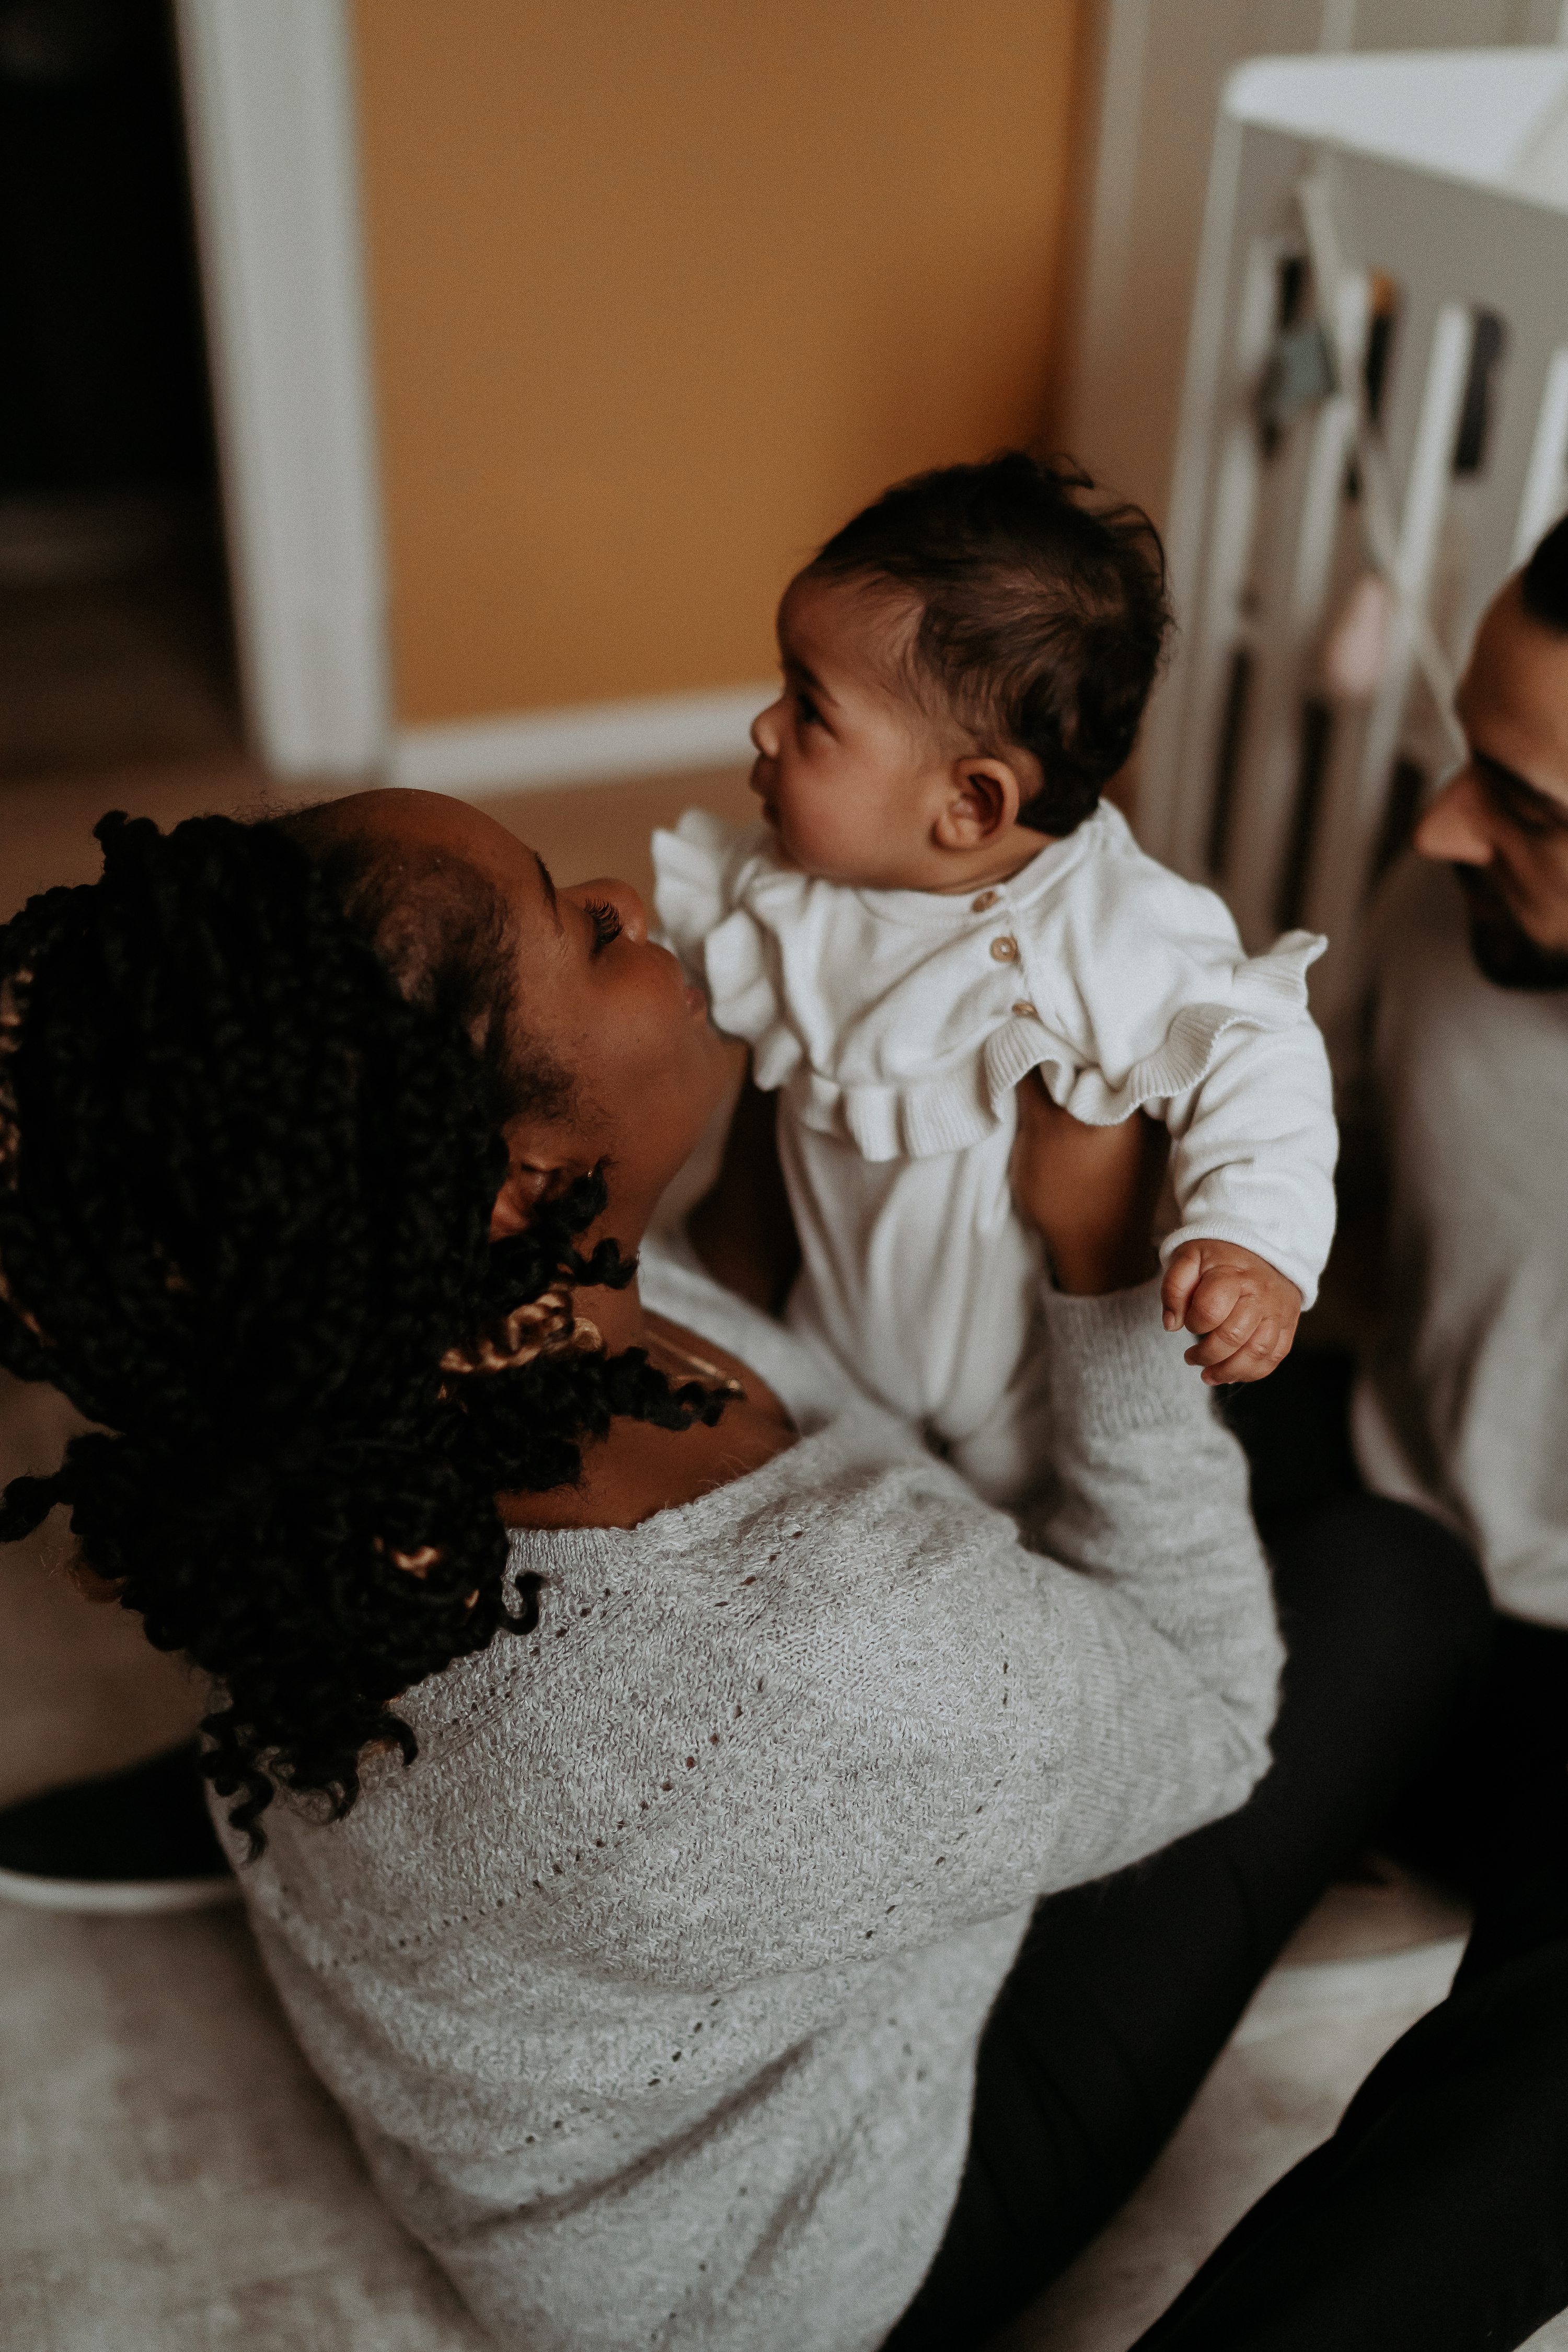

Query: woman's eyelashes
584;900;623;954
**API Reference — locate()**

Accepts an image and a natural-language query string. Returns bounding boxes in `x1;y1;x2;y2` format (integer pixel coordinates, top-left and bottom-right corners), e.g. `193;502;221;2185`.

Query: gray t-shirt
219;1242;1280;2352
1355;857;1568;1624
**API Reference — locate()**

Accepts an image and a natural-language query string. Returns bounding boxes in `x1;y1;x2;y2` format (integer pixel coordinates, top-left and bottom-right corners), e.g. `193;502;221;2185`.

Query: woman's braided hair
0;808;731;1855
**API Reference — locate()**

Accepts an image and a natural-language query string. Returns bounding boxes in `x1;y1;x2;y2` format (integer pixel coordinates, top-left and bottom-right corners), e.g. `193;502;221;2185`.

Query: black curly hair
0;807;731;1856
806;449;1172;835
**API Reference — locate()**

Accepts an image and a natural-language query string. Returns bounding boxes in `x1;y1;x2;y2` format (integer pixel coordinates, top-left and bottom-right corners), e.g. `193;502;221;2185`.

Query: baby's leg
947;1336;1053;1512
781;1106;1040;1437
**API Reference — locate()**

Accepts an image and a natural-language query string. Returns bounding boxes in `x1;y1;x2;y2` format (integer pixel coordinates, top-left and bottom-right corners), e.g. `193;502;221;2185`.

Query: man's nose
1413;767;1494;866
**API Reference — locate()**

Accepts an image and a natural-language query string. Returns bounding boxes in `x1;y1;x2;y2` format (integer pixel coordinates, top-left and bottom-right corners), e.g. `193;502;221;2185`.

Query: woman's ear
489;1117;587;1240
932;755;1022;850
68;1560;123;1606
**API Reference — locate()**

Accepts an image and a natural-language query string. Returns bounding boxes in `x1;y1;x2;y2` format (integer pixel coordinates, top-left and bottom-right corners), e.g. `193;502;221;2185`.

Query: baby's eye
585;899;622;954
795;690;823;729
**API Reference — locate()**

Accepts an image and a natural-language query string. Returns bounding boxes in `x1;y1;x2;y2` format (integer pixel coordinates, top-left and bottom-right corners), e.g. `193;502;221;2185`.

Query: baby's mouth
748;756;778;820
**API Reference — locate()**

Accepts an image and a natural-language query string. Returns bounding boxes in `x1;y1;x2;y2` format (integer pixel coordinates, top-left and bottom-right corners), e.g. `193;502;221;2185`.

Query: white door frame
174;0;389;778
169;0;770;797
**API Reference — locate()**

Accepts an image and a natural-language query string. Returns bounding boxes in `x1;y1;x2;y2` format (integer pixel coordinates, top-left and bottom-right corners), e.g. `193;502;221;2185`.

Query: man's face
1415;578;1568;987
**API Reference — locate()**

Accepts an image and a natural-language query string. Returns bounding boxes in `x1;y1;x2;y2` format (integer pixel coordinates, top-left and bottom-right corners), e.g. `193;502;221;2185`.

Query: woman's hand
1012;1074;1167;1295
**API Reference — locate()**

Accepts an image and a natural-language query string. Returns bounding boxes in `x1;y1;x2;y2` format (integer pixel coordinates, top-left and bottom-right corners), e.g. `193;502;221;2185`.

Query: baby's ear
933;755;1022;850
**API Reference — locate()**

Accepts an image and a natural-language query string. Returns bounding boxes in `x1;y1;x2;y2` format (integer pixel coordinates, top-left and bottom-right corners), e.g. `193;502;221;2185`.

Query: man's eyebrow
1472;747;1568;821
533;852;562;925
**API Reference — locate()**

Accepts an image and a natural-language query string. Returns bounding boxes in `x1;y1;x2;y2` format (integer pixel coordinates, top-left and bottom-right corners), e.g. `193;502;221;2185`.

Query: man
1350;521;1568;1895
1357;535;1568;1623
1120;526;1568;2350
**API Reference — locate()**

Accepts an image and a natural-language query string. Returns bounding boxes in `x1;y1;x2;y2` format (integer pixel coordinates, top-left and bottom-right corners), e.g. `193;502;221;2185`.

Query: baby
654;453;1336;1505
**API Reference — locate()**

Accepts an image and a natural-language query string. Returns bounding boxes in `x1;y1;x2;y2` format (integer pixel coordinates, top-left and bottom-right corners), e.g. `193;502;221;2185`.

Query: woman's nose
1413;767;1494;866
569;877;648;940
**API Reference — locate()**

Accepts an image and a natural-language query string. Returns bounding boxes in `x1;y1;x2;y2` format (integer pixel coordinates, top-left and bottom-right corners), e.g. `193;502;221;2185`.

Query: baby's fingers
1191;1318;1285;1386
1182;1267;1252;1340
1161;1246;1204;1333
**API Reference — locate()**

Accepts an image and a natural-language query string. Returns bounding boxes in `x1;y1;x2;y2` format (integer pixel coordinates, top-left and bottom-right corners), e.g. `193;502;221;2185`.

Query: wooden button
1012;1000;1039;1019
989;935;1020;963
971;889;999;912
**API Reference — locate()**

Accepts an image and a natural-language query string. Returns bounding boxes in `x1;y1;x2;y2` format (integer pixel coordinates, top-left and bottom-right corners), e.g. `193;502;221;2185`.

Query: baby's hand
1161;1241;1300;1385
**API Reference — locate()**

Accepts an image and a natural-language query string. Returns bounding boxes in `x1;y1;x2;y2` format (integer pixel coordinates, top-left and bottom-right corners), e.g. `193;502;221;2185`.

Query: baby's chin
761;812;817;877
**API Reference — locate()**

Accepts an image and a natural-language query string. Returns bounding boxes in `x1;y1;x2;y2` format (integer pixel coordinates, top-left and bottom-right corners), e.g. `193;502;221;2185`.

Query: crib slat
1304;302;1471;970
1143;50;1568;1043
1512;344;1568;567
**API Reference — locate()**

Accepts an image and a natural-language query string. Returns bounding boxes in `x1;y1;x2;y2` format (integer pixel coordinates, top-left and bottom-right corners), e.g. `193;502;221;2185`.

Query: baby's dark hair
806;450;1172;835
0;809;731;1856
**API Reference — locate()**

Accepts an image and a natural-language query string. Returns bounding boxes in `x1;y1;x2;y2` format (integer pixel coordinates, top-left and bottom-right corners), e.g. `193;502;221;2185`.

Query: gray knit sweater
225;1241;1282;2352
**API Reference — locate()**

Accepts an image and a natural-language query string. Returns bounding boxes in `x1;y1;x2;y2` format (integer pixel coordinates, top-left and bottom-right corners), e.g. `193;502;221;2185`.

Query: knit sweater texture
1352;857;1568;1622
220;1241;1282;2352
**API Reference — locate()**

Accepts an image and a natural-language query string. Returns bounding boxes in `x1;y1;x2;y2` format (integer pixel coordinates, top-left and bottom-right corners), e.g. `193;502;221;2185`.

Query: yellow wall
352;1;1086;726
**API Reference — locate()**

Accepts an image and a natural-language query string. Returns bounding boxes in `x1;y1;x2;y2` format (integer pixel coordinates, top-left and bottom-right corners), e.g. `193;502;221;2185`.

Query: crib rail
1138;48;1568;1024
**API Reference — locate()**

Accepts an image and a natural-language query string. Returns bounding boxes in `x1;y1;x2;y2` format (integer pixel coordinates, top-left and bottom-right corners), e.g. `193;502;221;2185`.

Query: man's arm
686;1067;801;1317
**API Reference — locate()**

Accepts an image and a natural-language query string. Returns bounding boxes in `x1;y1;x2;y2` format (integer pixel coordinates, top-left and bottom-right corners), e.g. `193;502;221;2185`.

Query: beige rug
6;1892;1566;2352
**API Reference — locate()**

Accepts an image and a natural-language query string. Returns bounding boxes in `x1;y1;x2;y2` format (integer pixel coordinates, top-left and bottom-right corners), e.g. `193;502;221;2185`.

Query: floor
1;581;1563;2348
8;1890;1565;2352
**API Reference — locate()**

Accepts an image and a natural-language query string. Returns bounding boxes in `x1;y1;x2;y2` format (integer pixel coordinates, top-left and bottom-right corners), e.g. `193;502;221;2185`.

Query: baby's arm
1013;1079;1296;1386
1157;1014;1337;1386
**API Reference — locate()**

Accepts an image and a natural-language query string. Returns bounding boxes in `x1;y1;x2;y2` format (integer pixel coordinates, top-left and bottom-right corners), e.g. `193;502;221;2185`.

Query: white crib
1139;45;1568;1021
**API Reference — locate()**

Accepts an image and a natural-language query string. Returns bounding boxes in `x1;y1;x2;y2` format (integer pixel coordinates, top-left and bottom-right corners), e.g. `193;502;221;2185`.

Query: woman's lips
684;982;709;1018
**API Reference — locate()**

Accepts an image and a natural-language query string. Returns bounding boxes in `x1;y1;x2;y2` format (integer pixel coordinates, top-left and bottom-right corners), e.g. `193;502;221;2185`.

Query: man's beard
1454;866;1568;991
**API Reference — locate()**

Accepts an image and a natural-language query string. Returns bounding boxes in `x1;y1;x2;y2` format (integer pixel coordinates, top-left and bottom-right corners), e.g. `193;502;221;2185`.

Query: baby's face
749;575;951;884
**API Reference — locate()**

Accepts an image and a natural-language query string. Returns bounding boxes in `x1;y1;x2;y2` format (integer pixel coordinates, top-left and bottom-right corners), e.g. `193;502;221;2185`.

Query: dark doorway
0;0;240;778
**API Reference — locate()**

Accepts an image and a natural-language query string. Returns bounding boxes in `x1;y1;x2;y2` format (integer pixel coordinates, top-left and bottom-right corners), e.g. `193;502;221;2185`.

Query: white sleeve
1044;843;1340;1304
1158;1011;1339;1306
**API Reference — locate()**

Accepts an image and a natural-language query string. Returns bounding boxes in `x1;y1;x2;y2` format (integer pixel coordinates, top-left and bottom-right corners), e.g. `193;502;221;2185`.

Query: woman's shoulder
396;1412;994;1758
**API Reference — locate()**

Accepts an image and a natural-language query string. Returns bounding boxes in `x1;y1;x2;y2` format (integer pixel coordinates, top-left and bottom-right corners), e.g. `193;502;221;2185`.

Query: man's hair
805;451;1173;835
1521;511;1568;632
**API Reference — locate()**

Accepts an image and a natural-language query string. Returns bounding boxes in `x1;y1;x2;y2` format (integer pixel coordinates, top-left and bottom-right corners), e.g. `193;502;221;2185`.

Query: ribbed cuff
1157;1219;1320;1312
1036;1275;1205;1440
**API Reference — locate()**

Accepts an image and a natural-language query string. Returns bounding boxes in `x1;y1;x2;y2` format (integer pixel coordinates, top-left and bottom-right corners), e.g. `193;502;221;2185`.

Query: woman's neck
499;1278;797;1532
573;1269;647;1356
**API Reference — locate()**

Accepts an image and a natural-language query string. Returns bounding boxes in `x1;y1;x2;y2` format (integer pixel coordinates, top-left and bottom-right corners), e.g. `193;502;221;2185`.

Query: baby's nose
750;697;783;757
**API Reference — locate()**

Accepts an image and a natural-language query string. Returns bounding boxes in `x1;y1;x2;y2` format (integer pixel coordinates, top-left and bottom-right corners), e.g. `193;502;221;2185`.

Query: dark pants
885;1483;1494;2350
1129;1357;1568;2351
1125;1853;1568;2350
888;1352;1568;2352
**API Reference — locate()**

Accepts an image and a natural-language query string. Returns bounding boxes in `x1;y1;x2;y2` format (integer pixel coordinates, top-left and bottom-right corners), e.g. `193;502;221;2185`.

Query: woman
0;789;1486;2351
